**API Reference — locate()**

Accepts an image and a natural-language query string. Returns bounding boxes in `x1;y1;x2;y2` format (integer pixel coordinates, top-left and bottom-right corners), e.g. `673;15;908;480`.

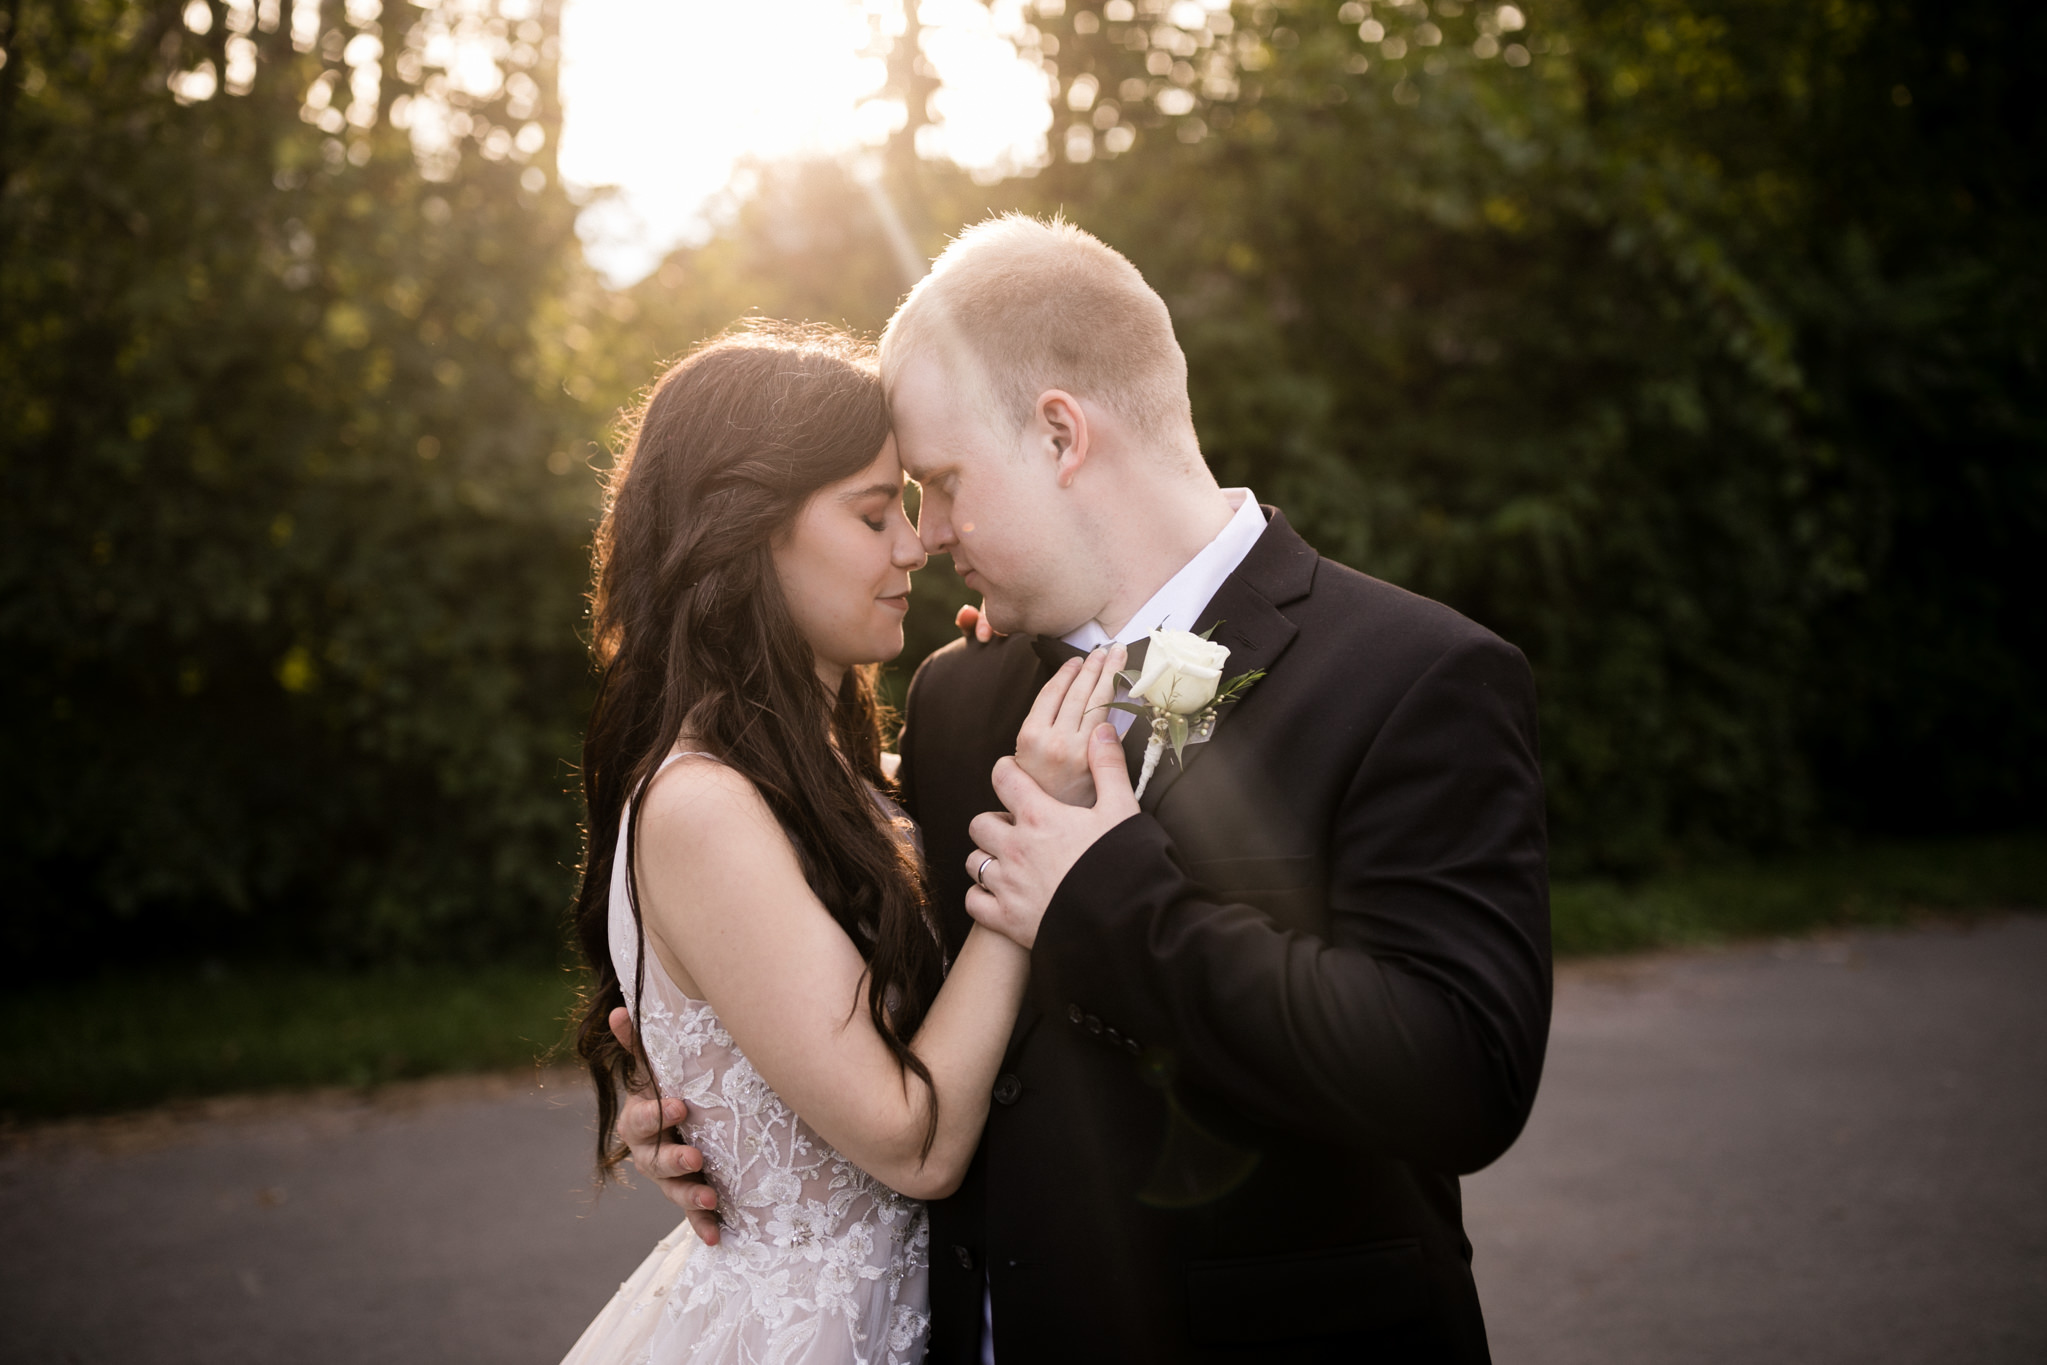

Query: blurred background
2;0;2046;1340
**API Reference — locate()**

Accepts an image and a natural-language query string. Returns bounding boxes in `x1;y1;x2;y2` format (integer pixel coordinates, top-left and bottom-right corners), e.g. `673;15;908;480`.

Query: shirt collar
1061;489;1267;652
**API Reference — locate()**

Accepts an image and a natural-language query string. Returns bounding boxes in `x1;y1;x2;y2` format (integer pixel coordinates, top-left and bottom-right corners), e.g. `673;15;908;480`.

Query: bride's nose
893;526;928;572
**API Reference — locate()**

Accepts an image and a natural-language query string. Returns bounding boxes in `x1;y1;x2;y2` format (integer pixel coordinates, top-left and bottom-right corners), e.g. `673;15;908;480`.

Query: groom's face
891;353;1095;638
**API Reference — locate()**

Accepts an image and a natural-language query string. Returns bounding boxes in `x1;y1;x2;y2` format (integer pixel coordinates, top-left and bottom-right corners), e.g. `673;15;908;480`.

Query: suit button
953;1245;975;1272
1084;1014;1102;1035
992;1073;1023;1106
1068;1004;1084;1024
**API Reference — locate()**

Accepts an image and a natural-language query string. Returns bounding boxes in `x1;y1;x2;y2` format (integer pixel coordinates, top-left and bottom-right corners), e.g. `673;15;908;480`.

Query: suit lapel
1135;583;1296;814
1136;509;1316;815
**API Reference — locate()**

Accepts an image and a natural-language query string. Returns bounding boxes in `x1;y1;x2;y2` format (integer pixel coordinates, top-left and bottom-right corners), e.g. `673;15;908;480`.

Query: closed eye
842;481;903;533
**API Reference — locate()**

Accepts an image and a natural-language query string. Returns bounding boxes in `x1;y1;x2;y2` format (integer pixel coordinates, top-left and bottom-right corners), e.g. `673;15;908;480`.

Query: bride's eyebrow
839;482;902;503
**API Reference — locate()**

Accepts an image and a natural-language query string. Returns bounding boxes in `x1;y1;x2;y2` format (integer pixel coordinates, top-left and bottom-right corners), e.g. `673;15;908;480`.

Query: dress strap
633;750;723;806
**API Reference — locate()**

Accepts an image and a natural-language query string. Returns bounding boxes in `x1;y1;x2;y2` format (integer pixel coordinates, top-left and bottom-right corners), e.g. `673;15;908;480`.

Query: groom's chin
978;597;1028;637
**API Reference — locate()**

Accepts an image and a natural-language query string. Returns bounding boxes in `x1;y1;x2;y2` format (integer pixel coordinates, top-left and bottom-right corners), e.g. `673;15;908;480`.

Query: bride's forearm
890;925;1030;1196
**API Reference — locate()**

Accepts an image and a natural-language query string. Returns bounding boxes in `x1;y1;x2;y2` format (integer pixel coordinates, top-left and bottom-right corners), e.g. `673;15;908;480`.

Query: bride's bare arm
632;759;1028;1201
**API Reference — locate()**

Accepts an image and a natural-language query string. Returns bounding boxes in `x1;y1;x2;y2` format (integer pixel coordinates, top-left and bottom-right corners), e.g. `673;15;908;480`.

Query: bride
559;324;1115;1365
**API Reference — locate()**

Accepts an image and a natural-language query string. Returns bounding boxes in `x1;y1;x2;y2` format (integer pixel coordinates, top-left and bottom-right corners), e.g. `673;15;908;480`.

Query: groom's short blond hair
880;214;1195;454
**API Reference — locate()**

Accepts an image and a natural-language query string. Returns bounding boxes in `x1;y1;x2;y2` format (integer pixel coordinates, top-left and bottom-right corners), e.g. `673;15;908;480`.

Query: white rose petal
1128;628;1230;715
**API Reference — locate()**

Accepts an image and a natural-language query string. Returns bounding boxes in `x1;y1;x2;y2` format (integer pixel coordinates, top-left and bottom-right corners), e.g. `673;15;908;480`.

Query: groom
626;215;1550;1362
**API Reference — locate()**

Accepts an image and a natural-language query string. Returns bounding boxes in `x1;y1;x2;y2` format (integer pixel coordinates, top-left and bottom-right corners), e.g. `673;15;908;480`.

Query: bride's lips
876;592;910;614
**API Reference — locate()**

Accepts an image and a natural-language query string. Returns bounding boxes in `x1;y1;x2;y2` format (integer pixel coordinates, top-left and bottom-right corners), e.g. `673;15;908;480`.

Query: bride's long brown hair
572;322;943;1179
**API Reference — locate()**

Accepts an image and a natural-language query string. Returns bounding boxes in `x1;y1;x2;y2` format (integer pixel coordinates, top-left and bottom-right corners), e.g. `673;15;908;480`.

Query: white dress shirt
1059;487;1268;736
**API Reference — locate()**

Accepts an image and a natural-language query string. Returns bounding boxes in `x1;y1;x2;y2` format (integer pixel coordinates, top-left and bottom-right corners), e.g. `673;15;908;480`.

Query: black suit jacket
897;509;1550;1364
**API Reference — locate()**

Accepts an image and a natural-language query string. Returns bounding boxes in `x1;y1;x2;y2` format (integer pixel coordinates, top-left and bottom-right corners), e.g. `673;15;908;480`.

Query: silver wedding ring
973;854;996;889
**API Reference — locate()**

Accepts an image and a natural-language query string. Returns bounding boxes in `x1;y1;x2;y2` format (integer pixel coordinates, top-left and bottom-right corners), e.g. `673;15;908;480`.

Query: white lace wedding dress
561;753;932;1365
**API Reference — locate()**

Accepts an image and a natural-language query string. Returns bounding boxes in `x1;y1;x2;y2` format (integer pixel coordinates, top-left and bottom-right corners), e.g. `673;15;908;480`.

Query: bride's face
773;435;927;685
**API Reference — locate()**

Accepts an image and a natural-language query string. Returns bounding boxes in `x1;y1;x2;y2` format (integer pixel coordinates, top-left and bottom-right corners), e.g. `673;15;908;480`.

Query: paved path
0;1069;681;1365
1464;914;2047;1365
3;916;2043;1364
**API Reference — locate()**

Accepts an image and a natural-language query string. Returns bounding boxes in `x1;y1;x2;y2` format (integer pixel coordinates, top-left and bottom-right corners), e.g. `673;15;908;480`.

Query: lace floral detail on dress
595;754;931;1365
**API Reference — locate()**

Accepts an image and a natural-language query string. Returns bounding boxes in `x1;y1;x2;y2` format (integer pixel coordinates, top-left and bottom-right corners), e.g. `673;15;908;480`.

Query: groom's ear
1037;389;1092;489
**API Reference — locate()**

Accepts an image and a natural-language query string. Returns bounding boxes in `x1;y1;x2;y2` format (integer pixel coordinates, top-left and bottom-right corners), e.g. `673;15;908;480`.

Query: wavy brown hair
572;322;943;1180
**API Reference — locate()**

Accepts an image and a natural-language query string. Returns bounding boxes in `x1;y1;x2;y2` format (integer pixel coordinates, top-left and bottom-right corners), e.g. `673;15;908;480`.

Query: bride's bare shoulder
638;753;783;857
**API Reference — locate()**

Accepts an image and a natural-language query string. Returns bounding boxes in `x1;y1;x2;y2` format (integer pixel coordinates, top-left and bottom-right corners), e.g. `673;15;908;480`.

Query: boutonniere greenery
1110;626;1266;799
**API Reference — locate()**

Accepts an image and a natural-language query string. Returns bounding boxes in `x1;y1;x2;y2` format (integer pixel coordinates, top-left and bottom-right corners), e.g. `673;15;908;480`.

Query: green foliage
0;0;596;965
1550;834;2047;956
0;961;576;1119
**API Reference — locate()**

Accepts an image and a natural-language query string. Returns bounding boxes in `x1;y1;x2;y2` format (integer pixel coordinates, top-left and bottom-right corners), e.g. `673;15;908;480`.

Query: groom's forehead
897;424;1001;484
894;402;1006;484
893;346;1004;423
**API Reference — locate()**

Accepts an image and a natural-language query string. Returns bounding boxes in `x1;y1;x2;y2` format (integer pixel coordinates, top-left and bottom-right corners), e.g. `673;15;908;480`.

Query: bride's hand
955;601;1001;643
1013;643;1125;806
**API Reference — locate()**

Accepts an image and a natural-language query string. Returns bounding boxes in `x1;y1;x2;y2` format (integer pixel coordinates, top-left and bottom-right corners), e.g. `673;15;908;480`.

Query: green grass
6;836;2041;1122
1552;834;2047;956
1;963;580;1122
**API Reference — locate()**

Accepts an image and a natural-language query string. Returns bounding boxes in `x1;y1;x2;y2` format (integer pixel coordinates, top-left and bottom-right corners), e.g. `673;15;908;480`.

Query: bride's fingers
1055;648;1110;733
1024;657;1082;733
1089;722;1141;819
954;602;1001;643
1084;642;1125;725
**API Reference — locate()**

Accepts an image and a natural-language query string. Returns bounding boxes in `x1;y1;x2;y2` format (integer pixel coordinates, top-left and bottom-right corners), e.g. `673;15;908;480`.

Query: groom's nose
917;499;955;555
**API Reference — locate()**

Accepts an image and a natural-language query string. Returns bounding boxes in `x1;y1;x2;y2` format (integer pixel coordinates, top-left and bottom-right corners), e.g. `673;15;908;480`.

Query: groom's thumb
1090;723;1139;818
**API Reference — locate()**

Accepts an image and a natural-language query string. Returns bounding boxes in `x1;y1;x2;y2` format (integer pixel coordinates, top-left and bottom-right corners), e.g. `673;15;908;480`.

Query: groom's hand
609;1007;722;1244
965;723;1139;949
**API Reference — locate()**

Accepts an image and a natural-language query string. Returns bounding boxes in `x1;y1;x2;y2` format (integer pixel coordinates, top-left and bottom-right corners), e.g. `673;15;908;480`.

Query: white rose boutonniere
1113;626;1266;799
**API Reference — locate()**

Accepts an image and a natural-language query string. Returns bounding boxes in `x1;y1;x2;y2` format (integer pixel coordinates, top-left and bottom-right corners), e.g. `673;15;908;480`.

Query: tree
0;0;595;965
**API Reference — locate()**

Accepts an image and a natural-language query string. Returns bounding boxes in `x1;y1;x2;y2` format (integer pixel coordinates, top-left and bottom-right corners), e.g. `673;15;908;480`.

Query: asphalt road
3;915;2043;1364
1464;914;2047;1365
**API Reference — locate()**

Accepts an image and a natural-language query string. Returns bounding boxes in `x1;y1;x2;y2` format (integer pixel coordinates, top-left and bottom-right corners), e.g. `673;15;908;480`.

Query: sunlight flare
558;0;1055;285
